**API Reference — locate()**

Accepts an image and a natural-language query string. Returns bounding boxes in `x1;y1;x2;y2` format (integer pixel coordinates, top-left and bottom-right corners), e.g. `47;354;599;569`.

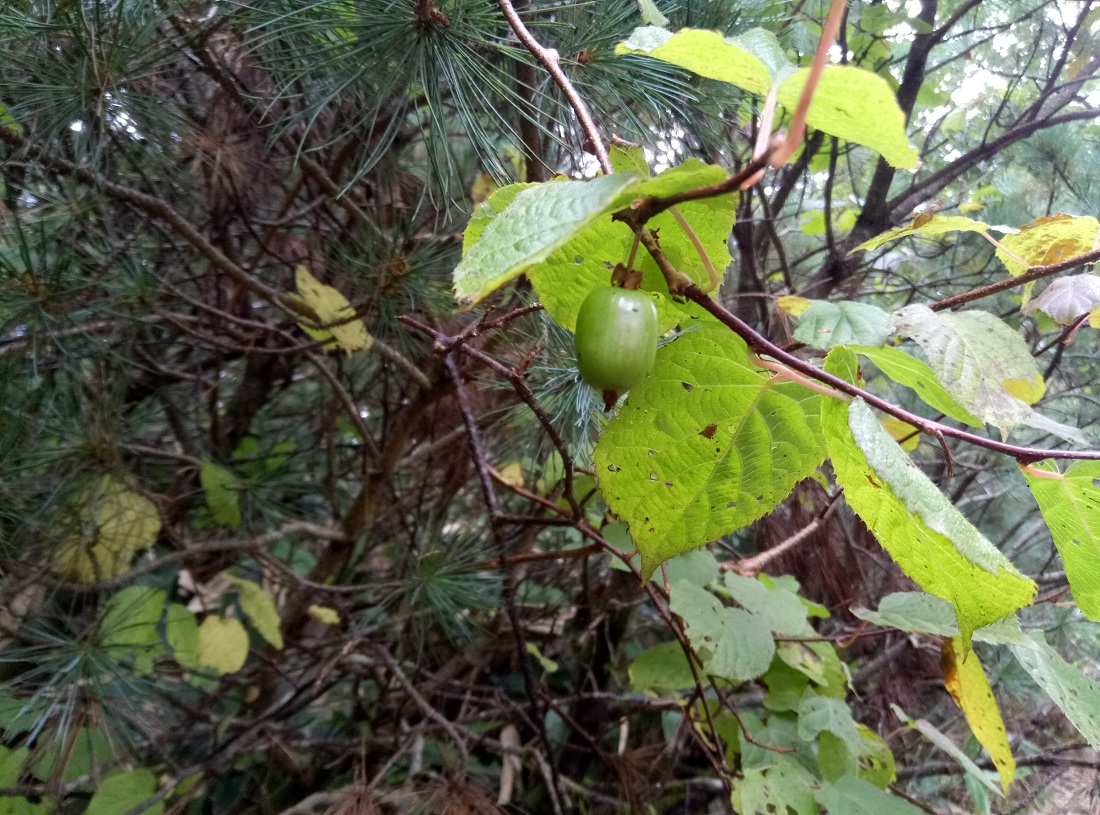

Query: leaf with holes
792;300;894;350
854;214;990;253
823;348;1035;644
892;305;1043;436
670;580;775;682
595;321;825;579
1024;461;1100;620
996;214;1100;276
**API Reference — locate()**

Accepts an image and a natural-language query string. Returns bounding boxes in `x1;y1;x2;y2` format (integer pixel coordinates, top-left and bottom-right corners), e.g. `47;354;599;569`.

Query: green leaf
527;160;734;333
634;0;669;29
197;615;250;675
200;460;241;531
1025;461;1100;620
892;305;1045;438
979;618;1100;749
777;641;849;698
791;300;894;350
776;66;917;169
98;586;167;675
852;345;983;427
854;214;990;253
1023;274;1100;326
630;641;697;692
822;348;1035;644
814;776;925;814
609;143;650;177
225;575;284;649
996;214;1100;276
732;758;820;815
462;182;536;252
762;657;810;712
86;768;164;815
723;572;812;636
851;592;960;636
669;580;775;682
615;26;772;95
453;173;640;304
595;323;826;579
165;603;202;668
898;709;1004;800
797;692;862;755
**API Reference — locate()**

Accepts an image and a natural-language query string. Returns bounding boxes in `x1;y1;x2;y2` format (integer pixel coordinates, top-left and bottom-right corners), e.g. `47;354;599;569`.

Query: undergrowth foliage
2;0;1100;814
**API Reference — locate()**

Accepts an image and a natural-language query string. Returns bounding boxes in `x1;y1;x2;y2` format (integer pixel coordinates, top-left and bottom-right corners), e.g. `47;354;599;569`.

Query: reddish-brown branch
930;247;1100;312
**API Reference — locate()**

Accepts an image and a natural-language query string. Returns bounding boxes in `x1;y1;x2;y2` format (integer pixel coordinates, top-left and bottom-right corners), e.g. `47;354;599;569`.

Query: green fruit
574;287;659;393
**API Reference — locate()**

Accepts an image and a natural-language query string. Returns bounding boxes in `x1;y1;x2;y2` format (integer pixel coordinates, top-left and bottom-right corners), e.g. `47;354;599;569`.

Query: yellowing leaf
854;214;989;253
525;642;560;674
197;615;249;675
53;475;161;582
470;172;498;206
881;418;919;452
943;638;1015;791
307;605;341;625
995;214;1100;276
224;575;284;649
1003;373;1045;405
777;295;812;316
959;201;986;214
295;265;372;354
496;461;524;488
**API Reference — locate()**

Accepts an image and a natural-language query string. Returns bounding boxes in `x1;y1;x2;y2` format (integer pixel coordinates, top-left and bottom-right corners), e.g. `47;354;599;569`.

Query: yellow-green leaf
943;638;1015;791
53;475;161;582
615;26;772;95
200;459;240;531
295;265;372;354
224;575;284;649
197;615;250;675
996;214;1100;276
854;214;990;253
166;603;202;668
307;605;341;625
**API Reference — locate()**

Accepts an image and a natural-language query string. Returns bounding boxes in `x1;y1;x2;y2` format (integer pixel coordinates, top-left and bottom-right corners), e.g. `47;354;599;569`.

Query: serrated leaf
630;641;697;692
851;592;960;636
527;160;734;332
200;460;241;531
723;572;812;636
165;603;202;668
86;768;164;815
595;324;825;579
943;638;1015;791
852;345;983;427
615;26;772;94
670;580;775;682
1023;274;1100;325
197;615;250;675
776;66;917;168
224;575;284;649
792;300;894;350
732;759;819;815
1024;461;1100;620
854;214;989;253
454;173;639;303
609;143;650;177
295;266;371;354
892;305;1041;436
814;776;926;814
822;348;1034;644
98;586;166;674
996;214;1100;276
905;714;1003;799
797;693;861;756
53;475;161;582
